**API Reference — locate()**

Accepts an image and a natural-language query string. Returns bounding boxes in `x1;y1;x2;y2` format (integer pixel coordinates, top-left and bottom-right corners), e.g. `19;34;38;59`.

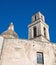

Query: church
0;12;56;65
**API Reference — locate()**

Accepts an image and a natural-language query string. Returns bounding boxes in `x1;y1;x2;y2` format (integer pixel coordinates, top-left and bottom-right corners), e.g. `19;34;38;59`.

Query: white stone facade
28;12;50;42
0;12;56;65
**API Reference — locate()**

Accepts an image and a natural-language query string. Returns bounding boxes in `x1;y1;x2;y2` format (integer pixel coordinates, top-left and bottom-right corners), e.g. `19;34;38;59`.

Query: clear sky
0;0;56;43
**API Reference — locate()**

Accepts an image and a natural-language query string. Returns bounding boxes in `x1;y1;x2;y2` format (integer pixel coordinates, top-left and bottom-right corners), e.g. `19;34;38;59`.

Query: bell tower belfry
28;12;50;42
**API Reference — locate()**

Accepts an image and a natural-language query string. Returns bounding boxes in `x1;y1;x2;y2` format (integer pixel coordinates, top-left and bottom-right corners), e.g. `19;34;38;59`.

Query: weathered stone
0;12;56;65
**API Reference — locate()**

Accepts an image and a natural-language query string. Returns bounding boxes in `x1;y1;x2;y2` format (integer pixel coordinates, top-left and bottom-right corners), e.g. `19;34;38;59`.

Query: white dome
1;22;18;39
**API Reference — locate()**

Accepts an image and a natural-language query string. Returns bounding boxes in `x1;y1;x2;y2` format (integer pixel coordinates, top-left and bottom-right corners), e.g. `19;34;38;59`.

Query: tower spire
8;22;14;31
1;22;18;38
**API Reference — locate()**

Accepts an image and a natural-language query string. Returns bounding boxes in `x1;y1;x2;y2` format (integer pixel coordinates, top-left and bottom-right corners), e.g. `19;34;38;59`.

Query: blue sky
0;0;56;43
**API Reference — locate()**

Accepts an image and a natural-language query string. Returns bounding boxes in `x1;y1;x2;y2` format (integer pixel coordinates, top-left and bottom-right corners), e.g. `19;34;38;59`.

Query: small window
41;16;43;21
35;15;36;21
44;27;46;37
33;26;37;38
37;52;44;64
41;16;43;18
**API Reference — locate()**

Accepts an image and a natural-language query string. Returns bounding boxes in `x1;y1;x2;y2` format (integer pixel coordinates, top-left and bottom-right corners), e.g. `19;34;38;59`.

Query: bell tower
28;12;50;42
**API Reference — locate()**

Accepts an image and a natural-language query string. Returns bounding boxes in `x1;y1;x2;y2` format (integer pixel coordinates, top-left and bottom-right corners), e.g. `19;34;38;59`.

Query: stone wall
0;39;55;65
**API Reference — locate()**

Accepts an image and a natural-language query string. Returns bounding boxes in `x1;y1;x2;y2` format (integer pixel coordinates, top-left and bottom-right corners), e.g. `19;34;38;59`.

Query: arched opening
35;15;36;21
33;26;37;38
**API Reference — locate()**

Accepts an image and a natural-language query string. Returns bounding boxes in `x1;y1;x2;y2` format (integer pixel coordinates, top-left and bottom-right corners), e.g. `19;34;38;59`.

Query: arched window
33;26;37;38
35;15;36;21
37;52;44;64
